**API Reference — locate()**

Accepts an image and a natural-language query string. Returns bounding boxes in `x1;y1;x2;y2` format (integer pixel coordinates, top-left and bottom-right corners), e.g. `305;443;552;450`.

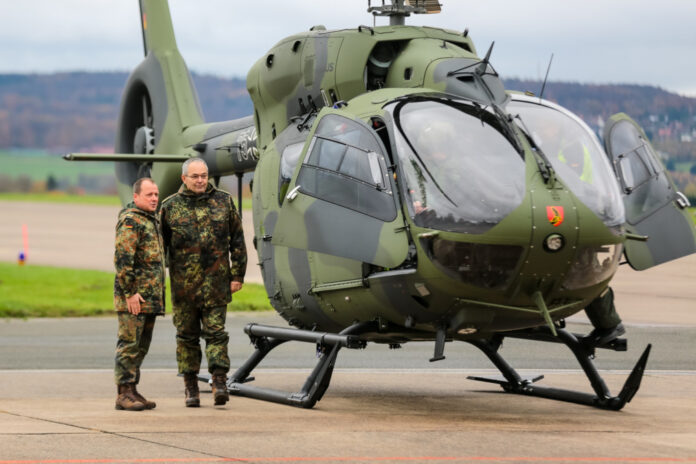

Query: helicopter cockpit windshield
508;96;625;228
391;98;526;233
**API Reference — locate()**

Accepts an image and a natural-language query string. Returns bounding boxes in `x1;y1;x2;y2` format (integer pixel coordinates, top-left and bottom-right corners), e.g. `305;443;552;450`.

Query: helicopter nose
516;193;579;296
517;187;622;303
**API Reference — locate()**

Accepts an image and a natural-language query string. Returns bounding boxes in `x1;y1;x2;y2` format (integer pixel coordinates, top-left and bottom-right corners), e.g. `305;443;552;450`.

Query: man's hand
126;293;145;315
230;281;243;294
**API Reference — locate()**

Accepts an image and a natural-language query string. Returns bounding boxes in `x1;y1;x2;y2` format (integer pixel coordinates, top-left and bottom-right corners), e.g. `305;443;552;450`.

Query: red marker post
18;223;29;265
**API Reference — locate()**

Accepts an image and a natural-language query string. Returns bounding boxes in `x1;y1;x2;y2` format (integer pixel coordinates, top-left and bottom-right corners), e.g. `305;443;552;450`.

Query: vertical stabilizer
139;0;178;56
115;0;204;204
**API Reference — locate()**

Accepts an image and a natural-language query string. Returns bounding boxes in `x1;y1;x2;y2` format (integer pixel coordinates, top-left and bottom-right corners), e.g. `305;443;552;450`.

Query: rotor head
368;0;441;25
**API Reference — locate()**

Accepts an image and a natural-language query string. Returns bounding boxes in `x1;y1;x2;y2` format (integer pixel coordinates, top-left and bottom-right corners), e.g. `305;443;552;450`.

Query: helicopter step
221;322;370;408
465;327;651;411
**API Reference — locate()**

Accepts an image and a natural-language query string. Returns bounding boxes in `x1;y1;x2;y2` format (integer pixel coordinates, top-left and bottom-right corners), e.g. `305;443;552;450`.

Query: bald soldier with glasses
160;158;247;407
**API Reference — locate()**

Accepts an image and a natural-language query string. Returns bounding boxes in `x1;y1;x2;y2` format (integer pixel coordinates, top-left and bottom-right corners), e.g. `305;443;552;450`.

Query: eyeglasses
186;173;208;181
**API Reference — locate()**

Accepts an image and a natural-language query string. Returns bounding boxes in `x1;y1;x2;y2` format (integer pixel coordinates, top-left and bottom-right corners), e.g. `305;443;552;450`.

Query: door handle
286;185;301;202
675;191;690;209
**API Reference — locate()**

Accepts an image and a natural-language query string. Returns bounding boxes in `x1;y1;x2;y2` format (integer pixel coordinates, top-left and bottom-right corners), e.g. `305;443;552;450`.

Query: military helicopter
66;0;696;410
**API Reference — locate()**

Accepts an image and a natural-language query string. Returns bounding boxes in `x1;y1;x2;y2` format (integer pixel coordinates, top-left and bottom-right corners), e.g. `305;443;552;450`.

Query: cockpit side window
316;115;383;153
607;120;672;223
297;114;396;222
307;138;345;171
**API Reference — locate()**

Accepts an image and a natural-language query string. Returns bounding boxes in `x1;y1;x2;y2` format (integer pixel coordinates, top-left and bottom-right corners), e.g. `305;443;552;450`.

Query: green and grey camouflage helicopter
66;0;696;410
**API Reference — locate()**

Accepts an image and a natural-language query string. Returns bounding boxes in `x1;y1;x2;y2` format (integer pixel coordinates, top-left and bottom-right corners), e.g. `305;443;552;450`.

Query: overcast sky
1;0;695;96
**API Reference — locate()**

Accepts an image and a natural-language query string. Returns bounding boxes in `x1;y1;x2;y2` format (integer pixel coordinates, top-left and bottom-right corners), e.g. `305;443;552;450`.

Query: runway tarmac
2;370;696;463
1;200;695;462
1;315;695;462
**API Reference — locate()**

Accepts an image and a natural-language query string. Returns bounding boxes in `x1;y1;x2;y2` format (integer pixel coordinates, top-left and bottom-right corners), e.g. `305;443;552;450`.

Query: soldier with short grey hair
160;158;247;407
114;177;165;411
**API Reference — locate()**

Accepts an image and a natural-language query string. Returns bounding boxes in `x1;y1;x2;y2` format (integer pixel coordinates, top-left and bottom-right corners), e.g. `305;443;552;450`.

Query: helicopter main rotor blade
64;153;191;162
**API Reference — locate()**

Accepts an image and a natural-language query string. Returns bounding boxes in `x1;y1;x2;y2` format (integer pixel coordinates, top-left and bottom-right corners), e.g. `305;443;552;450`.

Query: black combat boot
115;384;146;411
132;384;156;409
211;370;229;406
184;373;200;408
583;322;626;348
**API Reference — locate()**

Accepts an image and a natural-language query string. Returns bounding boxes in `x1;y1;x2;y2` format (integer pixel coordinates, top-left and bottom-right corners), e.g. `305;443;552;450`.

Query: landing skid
224;322;370;408
466;327;651;411
216;323;650;411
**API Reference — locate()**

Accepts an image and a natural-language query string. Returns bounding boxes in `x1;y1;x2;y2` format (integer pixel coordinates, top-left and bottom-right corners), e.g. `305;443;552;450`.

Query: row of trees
0;72;252;152
0;173;116;195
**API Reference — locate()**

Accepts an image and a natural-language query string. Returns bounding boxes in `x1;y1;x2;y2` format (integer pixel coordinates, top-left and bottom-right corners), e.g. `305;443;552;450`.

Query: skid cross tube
466;327;651;411
226;322;372;408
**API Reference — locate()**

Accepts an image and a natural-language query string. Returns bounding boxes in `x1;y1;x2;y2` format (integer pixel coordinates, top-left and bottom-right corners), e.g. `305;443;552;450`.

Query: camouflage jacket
160;183;247;308
114;202;166;314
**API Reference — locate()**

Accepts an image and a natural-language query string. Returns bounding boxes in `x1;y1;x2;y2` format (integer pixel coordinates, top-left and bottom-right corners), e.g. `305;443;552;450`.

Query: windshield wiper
493;105;523;154
447;42;499;79
448;42;524;155
512;114;554;183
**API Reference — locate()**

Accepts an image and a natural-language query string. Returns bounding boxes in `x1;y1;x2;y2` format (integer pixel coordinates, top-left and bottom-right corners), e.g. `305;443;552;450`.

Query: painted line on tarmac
2;368;696;375
2;456;696;463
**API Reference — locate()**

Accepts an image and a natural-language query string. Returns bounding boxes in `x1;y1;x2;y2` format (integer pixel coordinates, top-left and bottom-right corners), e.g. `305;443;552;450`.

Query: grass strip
0;262;271;318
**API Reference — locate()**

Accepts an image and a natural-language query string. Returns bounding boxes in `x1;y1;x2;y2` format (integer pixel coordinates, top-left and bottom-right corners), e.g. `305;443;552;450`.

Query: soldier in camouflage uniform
160;158;247;407
114;177;166;411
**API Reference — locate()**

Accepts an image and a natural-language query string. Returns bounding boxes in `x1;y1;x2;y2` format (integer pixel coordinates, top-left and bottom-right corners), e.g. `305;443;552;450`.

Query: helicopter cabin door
603;113;696;270
272;112;409;269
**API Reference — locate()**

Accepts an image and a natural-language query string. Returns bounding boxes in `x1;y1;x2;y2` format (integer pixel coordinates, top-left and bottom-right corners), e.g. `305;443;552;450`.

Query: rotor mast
368;0;441;26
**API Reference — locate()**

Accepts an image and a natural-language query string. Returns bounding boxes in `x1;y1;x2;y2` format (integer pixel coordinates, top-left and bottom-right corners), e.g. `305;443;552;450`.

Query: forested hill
0;72;251;153
504;79;696;144
1;72;695;161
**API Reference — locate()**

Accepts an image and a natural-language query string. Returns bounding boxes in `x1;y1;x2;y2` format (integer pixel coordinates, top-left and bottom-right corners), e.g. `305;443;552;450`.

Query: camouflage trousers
115;312;157;385
584;286;622;329
172;304;230;375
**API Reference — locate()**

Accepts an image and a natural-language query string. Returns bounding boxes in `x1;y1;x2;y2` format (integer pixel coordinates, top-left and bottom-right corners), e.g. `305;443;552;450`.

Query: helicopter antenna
539;53;554;102
368;0;441;26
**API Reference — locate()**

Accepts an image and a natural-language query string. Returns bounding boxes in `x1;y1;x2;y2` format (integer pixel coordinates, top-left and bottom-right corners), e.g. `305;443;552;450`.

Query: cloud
1;0;695;96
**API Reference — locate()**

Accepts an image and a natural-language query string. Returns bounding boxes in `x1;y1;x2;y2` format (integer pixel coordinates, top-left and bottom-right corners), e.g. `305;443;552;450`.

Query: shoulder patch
117;215;140;231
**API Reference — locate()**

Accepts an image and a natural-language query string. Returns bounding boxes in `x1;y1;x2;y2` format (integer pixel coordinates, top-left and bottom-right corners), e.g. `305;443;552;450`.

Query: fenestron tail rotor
132;93;155;178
